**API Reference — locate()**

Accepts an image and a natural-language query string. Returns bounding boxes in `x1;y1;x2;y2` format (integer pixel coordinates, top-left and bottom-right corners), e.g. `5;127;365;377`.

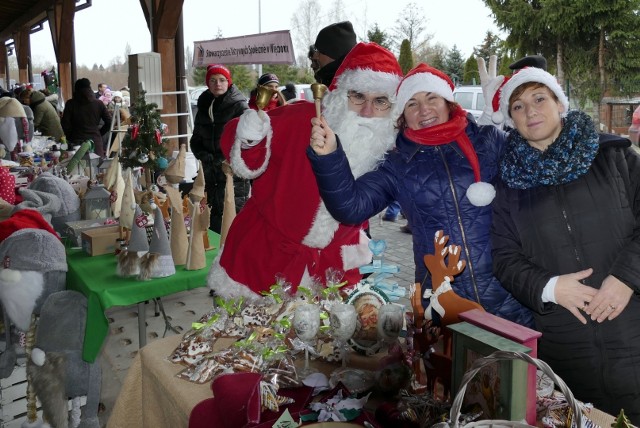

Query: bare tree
328;0;347;22
392;2;432;54
291;0;323;67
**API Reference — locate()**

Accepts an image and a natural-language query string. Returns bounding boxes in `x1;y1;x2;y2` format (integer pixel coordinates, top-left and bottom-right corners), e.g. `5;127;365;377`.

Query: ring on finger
609;304;617;310
580;303;587;311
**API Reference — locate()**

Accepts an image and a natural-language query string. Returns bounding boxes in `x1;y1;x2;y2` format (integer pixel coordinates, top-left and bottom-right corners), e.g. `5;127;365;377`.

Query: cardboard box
81;225;121;256
65;218;118;247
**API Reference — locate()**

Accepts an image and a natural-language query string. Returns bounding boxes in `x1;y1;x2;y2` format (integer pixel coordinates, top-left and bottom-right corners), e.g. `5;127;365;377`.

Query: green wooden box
449;321;531;421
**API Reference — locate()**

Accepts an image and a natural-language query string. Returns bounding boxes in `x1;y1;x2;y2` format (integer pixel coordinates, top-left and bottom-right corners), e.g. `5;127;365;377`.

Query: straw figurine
219;160;236;247
116;205;149;277
104;155;125;218
163;146;189;265
186;199;210;271
185;161;207;269
119;167;137;241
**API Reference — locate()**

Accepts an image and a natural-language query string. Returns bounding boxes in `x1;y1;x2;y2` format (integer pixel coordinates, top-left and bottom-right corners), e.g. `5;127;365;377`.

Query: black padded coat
190;85;249;233
492;135;640;421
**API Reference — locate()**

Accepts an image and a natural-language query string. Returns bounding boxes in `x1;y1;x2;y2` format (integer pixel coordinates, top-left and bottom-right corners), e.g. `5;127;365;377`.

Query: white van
453;86;484;120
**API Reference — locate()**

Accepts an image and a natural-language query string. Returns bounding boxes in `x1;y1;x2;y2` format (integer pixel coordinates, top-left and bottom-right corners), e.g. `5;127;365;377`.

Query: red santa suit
208;42;403;301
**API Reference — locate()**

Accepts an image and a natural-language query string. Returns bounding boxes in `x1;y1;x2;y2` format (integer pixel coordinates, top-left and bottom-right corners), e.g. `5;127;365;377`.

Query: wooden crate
0;361;41;428
1;360;86;428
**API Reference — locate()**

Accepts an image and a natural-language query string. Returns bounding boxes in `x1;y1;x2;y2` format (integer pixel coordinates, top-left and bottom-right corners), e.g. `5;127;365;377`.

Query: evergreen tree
192;66;206;85
367;23;392;49
462;55;479;85
444;45;465;86
498;54;514;76
474;31;503;62
398;39;414;75
119;89;167;188
227;65;252;95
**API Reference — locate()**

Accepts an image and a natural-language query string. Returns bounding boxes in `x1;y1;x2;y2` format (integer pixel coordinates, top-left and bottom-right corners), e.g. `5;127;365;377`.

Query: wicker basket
432;350;583;428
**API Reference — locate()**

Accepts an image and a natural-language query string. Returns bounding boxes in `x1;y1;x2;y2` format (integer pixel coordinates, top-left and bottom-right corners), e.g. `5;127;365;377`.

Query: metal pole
257;0;262;77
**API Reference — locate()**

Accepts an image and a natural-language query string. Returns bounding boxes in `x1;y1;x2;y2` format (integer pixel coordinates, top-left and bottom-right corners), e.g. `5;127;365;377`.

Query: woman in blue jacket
307;63;533;327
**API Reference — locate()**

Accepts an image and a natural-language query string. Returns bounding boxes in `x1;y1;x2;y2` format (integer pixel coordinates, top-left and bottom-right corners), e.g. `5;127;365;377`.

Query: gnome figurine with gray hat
139;202;175;280
116;205;149;277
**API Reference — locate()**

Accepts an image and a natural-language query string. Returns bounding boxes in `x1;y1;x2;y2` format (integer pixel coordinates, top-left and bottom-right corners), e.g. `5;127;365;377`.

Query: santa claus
208;42;403;301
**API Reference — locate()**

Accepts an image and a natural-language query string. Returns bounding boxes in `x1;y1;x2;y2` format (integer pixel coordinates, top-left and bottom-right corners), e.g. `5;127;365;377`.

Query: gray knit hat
14;188;62;224
127;205;149;253
29;173;80;234
0;228;67;273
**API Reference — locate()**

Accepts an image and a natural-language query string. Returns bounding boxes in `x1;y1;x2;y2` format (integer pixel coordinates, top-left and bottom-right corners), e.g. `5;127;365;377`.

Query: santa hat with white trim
491;67;569;127
391;63;455;122
0;209;65;330
323;42;403;105
393;63;495;206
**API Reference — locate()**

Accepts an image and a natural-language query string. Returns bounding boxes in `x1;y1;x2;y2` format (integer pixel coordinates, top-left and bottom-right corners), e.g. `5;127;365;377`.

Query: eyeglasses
347;91;392;111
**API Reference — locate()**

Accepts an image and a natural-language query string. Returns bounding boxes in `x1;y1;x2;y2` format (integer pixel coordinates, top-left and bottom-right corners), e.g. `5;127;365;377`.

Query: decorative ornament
138;153;149;164
155;129;162;145
157;157;169;170
131;124;140;140
135;212;148;228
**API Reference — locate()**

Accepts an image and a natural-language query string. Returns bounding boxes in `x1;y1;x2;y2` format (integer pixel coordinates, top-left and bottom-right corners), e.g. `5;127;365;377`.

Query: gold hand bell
255;85;277;110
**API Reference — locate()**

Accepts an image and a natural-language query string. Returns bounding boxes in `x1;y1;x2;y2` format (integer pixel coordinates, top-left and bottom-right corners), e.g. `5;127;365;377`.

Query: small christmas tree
613;409;633;428
119;89;168;188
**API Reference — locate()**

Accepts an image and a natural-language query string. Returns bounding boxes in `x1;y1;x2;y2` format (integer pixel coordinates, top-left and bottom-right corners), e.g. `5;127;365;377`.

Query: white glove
477;55;505;125
236;109;270;147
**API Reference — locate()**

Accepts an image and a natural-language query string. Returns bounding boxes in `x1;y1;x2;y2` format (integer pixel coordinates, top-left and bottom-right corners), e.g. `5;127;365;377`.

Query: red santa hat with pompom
394;63;496;207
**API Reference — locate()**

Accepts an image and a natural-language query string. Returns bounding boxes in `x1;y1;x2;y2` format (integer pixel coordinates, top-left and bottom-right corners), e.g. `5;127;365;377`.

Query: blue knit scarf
500;110;599;189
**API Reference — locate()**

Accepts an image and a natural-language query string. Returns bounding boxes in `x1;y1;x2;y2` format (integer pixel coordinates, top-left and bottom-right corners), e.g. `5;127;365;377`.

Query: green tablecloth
66;232;220;362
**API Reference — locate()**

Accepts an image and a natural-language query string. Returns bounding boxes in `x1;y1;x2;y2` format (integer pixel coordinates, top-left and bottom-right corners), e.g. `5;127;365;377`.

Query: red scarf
403;105;481;183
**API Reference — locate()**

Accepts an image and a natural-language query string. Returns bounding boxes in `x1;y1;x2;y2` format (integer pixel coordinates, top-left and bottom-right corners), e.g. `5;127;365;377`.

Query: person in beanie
491;67;640;422
190;64;249;234
308;61;534;328
209;42;402;301
311;21;357;86
248;73;286;112
61;78;112;157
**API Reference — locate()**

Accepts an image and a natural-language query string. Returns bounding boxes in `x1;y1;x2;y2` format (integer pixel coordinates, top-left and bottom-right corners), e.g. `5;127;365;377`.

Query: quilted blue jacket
308;119;534;327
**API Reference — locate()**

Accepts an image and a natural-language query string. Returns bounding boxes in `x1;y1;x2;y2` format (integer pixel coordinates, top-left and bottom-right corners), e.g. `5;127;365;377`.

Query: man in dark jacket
190;64;248;233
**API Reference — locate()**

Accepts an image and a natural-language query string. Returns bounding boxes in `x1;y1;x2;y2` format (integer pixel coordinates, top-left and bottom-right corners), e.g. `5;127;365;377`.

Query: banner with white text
193;30;295;67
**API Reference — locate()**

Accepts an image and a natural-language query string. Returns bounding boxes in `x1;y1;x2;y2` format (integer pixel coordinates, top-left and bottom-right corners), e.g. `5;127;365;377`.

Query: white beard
324;92;397;178
301;88;397;250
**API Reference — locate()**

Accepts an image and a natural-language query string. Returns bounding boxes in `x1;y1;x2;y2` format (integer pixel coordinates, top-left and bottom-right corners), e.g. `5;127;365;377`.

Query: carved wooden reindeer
422;230;484;329
411;230;485;397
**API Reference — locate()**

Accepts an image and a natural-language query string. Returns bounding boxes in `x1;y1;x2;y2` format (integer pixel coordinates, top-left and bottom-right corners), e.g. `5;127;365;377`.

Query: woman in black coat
491;67;640;422
61;78;112;157
190;64;249;233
